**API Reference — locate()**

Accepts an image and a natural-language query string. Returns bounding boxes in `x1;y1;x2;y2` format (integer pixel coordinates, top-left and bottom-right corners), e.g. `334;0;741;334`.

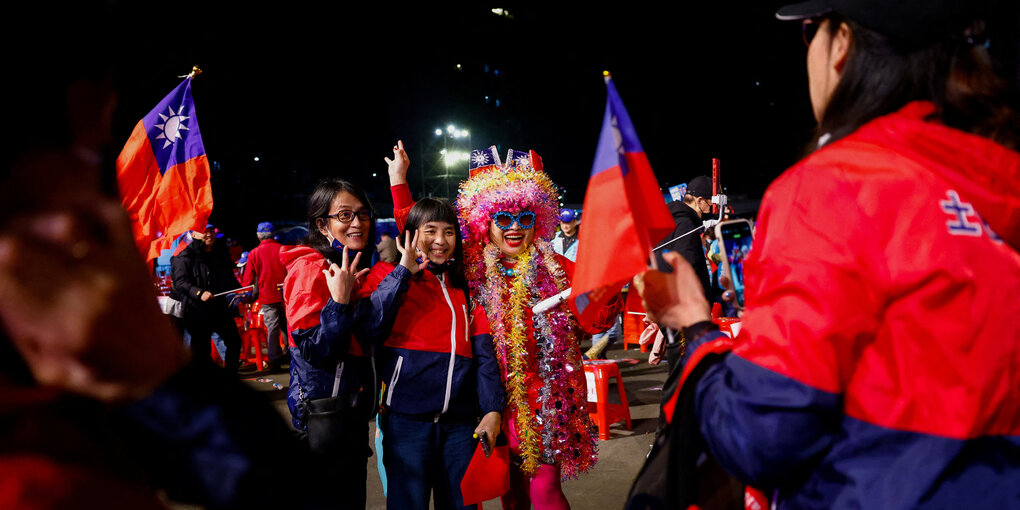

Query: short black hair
404;198;468;292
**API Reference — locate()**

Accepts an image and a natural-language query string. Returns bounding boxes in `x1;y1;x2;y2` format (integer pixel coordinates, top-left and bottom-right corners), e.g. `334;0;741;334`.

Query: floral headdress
456;146;559;255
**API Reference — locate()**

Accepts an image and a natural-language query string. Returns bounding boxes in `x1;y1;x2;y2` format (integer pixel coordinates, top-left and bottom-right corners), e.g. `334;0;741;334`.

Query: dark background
50;2;1019;249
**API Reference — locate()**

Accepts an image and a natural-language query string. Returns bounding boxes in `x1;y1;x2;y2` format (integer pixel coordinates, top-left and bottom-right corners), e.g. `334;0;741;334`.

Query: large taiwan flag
570;73;675;322
117;74;212;262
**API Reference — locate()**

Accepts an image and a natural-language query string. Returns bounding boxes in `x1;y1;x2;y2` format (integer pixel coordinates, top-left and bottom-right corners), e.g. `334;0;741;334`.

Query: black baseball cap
776;0;991;47
686;176;713;199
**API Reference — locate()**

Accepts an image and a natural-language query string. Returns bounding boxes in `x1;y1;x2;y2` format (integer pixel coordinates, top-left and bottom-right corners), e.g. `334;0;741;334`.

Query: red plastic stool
583;360;632;440
238;318;268;370
622;313;648;352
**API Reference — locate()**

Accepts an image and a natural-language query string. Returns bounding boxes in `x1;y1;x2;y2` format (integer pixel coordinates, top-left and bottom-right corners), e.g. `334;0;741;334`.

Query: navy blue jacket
281;246;406;430
363;262;504;420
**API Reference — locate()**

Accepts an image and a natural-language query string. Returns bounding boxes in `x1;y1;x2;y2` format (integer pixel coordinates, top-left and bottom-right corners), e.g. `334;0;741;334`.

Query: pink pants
500;418;571;510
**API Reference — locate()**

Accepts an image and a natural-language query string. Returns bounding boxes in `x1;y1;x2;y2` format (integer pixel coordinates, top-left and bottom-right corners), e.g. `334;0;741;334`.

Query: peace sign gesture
384;140;410;186
322;246;370;304
396;229;428;275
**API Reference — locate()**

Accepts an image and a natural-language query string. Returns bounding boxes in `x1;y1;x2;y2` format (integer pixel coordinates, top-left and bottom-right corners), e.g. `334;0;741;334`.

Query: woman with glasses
452;146;621;510
280;177;416;509
351;141;504;509
633;1;1019;508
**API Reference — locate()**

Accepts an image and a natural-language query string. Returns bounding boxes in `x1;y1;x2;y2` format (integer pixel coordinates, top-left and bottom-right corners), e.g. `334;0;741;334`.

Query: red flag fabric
117;77;212;261
460;442;510;505
570;75;675;323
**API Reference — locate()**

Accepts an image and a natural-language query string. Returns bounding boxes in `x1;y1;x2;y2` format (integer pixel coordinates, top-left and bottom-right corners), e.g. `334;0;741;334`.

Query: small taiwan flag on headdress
117;70;213;262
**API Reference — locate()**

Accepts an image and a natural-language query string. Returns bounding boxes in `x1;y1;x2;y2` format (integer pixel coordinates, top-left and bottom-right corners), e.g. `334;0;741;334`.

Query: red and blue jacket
280;245;406;430
363;262;504;420
378;184;504;419
672;102;1020;509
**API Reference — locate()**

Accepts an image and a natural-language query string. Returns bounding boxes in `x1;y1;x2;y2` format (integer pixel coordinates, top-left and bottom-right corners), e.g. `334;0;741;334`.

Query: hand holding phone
714;219;754;310
475;431;492;457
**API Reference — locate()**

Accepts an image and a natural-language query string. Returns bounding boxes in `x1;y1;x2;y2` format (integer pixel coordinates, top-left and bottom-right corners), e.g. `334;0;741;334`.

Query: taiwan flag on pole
116;70;212;262
570;73;675;322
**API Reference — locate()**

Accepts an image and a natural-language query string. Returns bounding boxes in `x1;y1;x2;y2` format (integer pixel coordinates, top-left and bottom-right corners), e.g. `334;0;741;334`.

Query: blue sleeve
291;298;353;369
355;264;412;344
115;360;333;508
694;352;841;488
472;332;505;415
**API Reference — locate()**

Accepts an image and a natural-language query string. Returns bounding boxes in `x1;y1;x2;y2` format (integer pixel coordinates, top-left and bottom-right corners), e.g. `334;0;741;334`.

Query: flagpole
213;285;255;298
603;68;660;253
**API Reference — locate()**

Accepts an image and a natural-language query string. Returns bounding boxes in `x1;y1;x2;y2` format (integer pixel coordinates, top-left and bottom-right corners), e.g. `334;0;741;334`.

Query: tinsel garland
479;241;598;478
457;155;597;479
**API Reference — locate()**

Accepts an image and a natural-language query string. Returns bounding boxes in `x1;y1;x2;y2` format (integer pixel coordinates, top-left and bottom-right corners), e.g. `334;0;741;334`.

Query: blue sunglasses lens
492;211;536;230
517;212;536;228
494;212;515;229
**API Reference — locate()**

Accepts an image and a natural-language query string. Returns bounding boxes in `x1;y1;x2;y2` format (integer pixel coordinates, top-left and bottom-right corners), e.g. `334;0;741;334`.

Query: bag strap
331;361;345;398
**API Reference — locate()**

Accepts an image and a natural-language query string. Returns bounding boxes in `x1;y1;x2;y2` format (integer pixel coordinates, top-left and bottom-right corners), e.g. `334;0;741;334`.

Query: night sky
106;2;818;248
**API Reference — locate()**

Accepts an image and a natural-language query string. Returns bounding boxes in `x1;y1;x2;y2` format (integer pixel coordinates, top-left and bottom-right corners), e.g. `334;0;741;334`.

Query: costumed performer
455;146;622;510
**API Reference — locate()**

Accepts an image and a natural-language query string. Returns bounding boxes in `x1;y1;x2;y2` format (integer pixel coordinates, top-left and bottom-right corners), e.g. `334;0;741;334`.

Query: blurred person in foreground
0;10;336;508
631;0;1019;508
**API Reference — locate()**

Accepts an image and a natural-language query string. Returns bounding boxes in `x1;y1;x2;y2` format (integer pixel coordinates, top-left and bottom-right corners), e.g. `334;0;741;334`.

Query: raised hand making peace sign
396;229;428;275
321;246;370;305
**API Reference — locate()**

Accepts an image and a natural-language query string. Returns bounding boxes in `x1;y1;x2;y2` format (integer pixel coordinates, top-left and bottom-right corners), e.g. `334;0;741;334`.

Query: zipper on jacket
331;361;345;398
462;305;469;343
438;274;458;414
386;356;403;407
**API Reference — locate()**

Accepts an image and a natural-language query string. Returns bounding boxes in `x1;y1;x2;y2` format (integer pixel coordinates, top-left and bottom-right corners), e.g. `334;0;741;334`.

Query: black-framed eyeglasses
492;211;536;230
324;208;372;224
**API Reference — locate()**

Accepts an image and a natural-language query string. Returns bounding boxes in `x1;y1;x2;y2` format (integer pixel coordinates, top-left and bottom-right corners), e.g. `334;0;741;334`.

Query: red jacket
673;101;1020;509
279;245;405;430
241;238;286;304
361;262;505;418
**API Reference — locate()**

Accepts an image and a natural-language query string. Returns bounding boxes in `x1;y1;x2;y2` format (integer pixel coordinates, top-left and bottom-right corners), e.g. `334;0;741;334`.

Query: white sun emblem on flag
154;105;190;149
472;152;490;165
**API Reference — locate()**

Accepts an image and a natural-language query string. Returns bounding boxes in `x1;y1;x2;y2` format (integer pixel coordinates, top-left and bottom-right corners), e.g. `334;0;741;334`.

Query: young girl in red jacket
358;141;504;509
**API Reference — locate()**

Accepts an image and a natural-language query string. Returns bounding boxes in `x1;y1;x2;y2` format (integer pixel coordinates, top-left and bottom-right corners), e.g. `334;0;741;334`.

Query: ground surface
174;337;670;509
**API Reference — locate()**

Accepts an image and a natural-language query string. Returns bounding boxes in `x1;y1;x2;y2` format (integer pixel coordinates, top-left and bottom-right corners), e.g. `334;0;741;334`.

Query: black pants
183;313;243;372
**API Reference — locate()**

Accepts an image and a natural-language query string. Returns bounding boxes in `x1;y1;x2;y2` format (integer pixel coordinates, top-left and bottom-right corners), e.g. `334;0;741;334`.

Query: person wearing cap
656;176;713;300
651;176;716;367
633;1;1019;508
241;221;290;371
171;223;247;372
551;208;580;261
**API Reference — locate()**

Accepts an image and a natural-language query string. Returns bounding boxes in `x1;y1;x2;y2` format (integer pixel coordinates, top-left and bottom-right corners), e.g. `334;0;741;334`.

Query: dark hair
812;15;1020;150
305;177;376;268
403;198;468;292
